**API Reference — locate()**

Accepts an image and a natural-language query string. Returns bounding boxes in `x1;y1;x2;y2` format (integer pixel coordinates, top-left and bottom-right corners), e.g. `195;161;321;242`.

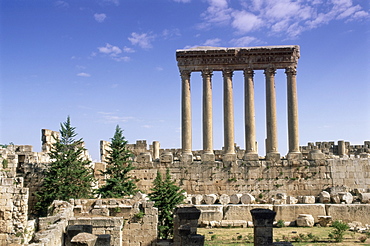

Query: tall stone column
264;67;280;161
202;69;215;161
244;69;258;161
223;69;236;160
286;67;302;160
181;70;193;162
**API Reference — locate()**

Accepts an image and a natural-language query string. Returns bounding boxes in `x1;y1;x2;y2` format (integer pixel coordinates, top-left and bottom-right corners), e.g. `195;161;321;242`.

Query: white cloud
100;0;119;6
128;32;155;49
199;0;369;40
173;0;191;2
97;43;131;62
98;43;122;56
77;72;91;77
142;125;153;128
98;112;136;124
229;36;258;46
94;13;107;23
231;10;263;33
203;38;222;46
123;46;135;53
54;1;69;8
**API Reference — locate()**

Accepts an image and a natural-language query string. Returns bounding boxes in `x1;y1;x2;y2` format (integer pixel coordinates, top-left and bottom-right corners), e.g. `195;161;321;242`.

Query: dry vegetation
198;226;370;246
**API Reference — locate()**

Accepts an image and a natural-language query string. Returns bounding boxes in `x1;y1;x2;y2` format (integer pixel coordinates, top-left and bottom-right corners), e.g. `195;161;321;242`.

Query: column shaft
223;69;235;155
244;69;258;159
286;67;301;155
202;70;213;154
265;68;279;157
181;70;192;155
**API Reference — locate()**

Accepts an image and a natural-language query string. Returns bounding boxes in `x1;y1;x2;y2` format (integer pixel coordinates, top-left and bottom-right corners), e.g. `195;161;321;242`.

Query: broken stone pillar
152;141;160;160
230;194;242;204
173;206;204;246
219;194;230;205
338;140;346;156
240;193;255;204
318;191;331;204
250;208;276;246
203;194;218;205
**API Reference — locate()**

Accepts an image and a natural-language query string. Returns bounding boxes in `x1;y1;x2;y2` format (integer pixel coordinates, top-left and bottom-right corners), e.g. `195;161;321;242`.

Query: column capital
201;69;213;78
285;66;297;76
264;67;276;76
222;69;234;78
180;69;191;78
243;68;255;77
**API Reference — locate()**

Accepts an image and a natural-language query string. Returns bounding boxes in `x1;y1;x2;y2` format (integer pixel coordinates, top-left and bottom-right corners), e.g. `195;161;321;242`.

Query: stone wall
0;172;30;245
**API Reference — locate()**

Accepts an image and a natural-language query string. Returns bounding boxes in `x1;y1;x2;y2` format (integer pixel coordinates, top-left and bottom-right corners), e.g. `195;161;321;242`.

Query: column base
181;152;193;163
265;152;280;162
223;153;236;162
202;152;215;162
287;152;303;160
243;152;259;161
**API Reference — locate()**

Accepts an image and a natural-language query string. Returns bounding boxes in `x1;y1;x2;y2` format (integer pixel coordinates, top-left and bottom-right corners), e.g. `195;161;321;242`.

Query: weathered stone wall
0;172;30;245
130;157;370;199
71;195;158;246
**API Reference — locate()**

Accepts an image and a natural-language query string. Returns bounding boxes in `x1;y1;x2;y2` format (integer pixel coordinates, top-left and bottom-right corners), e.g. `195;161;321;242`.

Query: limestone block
191;195;203;205
286;196;298;204
229;194;242;204
203;194;218;205
338;192;353;204
240;194;255;204
296;214;314;227
223;204;273;222
276;193;287;200
331;194;341;204
359;193;370;203
298;196;315;204
274;204;326;223
195;205;223;222
219;194;230;205
318;191;330;203
71;233;97;246
160;152;173;163
326;204;370;225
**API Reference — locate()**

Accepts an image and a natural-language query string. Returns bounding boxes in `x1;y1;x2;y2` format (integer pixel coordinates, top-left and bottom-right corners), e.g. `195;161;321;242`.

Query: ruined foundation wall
131;157;370;198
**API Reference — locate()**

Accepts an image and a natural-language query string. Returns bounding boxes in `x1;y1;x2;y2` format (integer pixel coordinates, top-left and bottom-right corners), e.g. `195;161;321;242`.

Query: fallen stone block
203;194;218;205
296;214;314;227
219;194;230;205
359;193;370;203
240;194;255;204
318;191;330;204
229;194;242;204
317;216;332;227
71;232;97;246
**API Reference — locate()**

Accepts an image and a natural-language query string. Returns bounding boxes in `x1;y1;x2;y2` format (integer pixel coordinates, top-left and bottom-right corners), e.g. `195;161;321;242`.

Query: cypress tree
35;116;95;216
149;169;185;239
97;125;137;198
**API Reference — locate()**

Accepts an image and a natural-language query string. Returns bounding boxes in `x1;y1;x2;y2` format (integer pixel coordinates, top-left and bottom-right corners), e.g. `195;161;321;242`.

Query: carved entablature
176;45;300;72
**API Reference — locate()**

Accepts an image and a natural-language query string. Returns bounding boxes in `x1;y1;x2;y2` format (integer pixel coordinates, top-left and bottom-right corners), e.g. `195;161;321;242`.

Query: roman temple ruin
176;46;301;163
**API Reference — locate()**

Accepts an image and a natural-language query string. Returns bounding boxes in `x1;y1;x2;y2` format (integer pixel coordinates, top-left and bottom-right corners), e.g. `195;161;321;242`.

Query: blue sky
1;0;369;161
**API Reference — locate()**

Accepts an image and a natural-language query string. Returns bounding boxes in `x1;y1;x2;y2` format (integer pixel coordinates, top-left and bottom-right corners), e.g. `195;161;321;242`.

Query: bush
329;220;350;242
359;235;367;243
276;219;285;228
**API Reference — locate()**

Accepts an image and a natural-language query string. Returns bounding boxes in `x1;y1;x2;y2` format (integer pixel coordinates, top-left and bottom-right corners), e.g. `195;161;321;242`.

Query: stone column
181;70;193;162
152;141;160;160
244;69;258;161
223;69;236;160
250;208;276;246
202;69;215;161
286;67;302;160
264;68;280;161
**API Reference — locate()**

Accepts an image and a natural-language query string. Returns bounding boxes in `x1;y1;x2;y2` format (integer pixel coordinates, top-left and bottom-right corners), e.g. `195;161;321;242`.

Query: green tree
149;169;185;239
97;125;137;198
35;116;95;216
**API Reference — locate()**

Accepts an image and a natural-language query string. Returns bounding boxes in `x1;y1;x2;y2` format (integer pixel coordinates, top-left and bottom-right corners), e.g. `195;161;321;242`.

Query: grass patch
199;226;370;246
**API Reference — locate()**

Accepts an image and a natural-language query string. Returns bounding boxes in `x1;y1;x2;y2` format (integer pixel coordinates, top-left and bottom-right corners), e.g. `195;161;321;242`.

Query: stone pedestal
244;152;259;161
181;153;193;163
250;208;276;246
266;152;280;162
287;152;302;160
202;152;215;162
173;206;204;246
